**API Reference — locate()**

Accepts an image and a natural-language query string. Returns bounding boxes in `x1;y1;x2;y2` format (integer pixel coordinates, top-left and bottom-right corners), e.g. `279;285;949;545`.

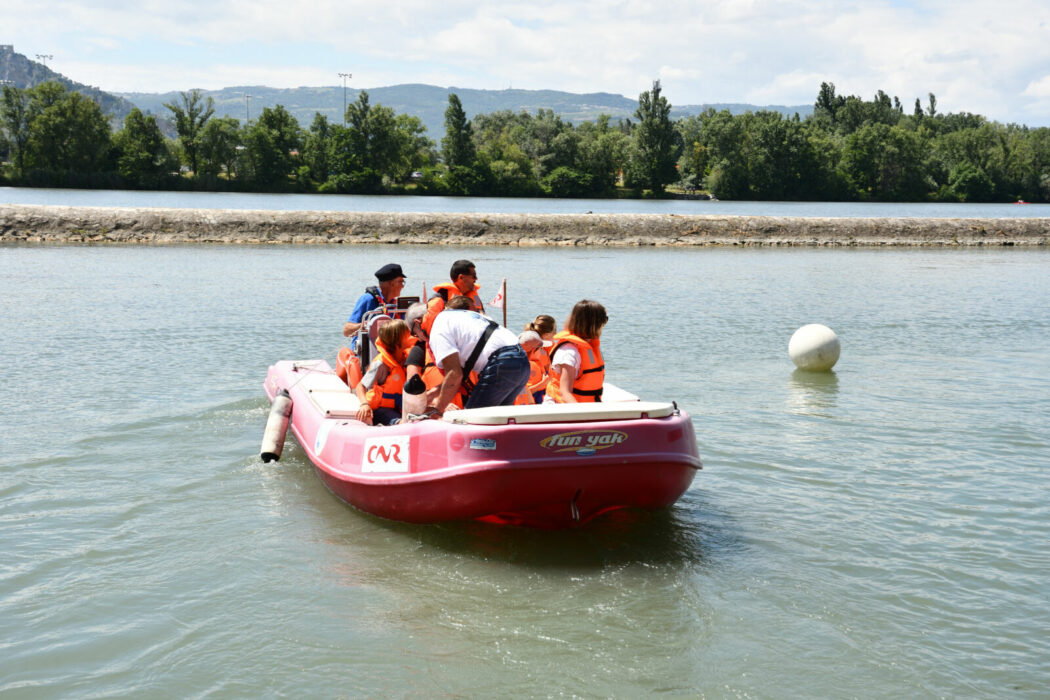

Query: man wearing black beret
342;263;406;339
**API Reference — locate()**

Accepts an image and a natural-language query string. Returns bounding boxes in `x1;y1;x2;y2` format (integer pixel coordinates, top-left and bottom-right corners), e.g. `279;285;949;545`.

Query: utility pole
338;72;352;125
36;54;53;69
244;93;252;124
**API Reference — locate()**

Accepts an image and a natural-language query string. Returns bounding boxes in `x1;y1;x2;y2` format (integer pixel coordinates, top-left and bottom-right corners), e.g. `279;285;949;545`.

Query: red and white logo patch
362;436;411;473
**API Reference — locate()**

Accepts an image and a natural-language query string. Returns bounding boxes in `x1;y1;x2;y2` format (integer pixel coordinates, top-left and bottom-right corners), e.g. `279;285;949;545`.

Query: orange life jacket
421;282;484;333
513;384;536;405
513;356;547;405
365;344;407;410
525;348;549;396
545;331;604;403
533;343;551;373
421;347;445;392
421;345;466;409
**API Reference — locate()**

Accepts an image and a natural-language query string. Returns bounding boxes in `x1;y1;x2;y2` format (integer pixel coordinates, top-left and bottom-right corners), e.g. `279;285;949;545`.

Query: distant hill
0;45;141;128
1;45;813;139
117;83;814;140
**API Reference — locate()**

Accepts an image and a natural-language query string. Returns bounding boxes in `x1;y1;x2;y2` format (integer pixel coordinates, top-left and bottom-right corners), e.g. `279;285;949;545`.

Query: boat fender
260;389;293;462
336;347;363;388
402;374;427;421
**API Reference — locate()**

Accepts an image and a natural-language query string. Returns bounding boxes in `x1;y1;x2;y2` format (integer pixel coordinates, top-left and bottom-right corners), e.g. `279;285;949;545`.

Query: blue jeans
372;407;401;425
465;345;531;409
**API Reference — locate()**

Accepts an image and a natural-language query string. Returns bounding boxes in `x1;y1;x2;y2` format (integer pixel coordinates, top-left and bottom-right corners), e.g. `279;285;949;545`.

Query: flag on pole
489;278;506;308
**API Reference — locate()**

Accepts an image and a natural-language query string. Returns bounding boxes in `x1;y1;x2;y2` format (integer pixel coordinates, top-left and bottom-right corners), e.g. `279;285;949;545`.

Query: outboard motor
260;389;293;462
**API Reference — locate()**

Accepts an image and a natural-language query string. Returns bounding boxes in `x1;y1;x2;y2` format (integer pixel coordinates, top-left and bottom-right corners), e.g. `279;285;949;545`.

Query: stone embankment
1;204;1047;247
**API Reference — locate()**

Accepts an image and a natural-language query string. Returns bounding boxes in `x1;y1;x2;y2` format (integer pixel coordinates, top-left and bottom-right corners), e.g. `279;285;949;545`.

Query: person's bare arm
428;353;464;416
557;365;577;403
354;382;374;424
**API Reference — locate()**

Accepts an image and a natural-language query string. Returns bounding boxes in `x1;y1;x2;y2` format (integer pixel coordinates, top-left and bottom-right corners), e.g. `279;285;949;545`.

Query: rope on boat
284;361;340;392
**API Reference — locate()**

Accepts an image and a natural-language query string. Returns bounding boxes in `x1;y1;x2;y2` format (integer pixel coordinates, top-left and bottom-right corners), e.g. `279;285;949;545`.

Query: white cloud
4;0;1050;123
1022;75;1050;98
747;71;829;105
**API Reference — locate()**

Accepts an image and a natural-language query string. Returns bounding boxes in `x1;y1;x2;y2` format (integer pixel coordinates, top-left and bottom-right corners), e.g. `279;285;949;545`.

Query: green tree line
678;83;1050;202
3;80;1050;201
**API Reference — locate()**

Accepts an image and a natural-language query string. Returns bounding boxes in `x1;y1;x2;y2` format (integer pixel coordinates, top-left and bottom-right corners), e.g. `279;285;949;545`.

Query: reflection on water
304;480;726;571
787;368;839;416
363;489;728;570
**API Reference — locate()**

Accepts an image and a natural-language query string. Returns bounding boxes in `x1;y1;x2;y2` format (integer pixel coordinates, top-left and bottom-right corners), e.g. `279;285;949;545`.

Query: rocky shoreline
1;204;1047;247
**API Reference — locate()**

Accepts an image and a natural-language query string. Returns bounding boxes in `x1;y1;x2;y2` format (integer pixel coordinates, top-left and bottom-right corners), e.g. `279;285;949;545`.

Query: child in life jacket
354;320;415;425
523;315;555;403
513;330;553;405
545;300;608;404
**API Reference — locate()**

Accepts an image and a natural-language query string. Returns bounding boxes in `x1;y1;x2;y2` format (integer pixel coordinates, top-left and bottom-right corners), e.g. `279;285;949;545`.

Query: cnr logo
363;436;411;473
540;430;628;453
367;443;402;463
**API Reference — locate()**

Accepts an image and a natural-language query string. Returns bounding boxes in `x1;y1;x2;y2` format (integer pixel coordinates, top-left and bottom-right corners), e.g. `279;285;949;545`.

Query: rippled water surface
2;245;1048;697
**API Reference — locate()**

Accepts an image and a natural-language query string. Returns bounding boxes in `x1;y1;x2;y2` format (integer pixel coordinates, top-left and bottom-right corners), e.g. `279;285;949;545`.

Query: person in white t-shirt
424;309;531;417
545;300;608;403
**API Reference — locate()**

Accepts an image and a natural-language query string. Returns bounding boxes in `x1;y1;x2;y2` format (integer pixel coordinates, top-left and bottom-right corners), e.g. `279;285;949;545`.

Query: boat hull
265;360;700;528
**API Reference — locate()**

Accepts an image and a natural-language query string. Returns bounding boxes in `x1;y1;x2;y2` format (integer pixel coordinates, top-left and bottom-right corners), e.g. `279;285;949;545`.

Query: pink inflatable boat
263;359;701;528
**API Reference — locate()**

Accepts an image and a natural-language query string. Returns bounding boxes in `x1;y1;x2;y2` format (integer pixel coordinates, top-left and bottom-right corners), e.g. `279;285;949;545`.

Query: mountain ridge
115;83;814;139
1;46;814;139
0;45;140;126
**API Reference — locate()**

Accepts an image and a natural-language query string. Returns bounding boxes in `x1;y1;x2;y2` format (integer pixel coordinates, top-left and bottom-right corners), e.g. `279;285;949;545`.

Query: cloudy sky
5;0;1050;125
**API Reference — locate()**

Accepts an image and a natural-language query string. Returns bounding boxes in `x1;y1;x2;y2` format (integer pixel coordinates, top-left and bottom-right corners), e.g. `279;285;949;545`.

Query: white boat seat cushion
291;362;361;418
444;400;675;425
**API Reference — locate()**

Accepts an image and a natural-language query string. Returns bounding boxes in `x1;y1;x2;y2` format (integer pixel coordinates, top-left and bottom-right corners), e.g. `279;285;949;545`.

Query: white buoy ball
789;324;840;371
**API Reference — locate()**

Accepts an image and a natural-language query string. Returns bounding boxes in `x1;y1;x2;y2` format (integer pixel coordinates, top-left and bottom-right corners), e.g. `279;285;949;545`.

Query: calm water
5;185;1050;218
2;244;1048;697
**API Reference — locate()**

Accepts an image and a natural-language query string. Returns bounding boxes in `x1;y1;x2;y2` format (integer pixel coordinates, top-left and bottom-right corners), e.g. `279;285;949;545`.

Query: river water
2;244;1048;697
4;185;1050;218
